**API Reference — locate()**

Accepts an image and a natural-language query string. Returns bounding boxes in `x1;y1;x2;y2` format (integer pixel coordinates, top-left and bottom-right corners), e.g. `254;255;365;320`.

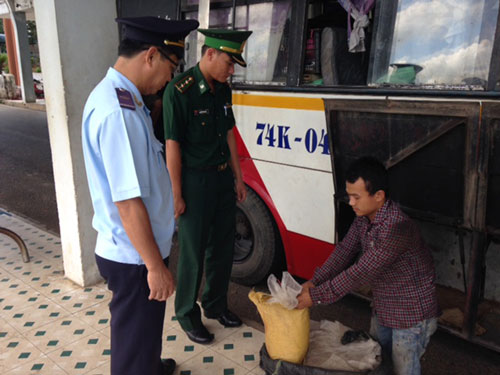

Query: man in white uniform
82;17;198;375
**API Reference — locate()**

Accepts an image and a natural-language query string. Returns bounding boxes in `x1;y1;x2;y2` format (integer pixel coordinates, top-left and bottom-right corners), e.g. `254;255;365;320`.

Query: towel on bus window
338;0;375;53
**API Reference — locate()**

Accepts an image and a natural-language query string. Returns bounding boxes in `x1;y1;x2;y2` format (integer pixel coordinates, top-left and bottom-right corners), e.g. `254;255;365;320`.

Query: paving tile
5;297;71;333
52;287;109;314
161;326;209;365
83;360;110;375
23;315;97;353
212;327;265;370
74;301;111;331
0;317;19;344
31;277;81;298
0;236;32;263
46;332;110;374
248;370;266;375
0;334;44;373
201;314;244;344
0;285;50;316
1;209;267;375
98;325;110;339
173;350;248;375
3;354;68;374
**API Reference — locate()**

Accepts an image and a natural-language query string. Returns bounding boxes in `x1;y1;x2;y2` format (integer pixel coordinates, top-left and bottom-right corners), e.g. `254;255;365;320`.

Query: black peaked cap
116;17;199;51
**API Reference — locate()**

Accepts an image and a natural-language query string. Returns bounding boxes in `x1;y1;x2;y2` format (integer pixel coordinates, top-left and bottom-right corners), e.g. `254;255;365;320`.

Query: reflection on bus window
303;0;499;89
370;0;500;88
183;0;292;85
184;6;236;70
184;11;199;70
232;1;292;84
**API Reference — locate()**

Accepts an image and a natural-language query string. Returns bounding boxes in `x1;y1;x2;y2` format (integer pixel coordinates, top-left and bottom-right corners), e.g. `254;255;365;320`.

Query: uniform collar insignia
198;80;209;95
133;93;143;107
194;64;210;95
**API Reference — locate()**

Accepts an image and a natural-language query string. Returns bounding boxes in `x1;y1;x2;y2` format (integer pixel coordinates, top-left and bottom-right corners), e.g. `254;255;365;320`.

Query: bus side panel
235;126;335;280
285;231;335;280
234;127;293;263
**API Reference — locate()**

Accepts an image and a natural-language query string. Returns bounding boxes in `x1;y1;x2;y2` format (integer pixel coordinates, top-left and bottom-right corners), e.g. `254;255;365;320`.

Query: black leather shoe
206;310;242;328
185;325;214;345
161;358;176;375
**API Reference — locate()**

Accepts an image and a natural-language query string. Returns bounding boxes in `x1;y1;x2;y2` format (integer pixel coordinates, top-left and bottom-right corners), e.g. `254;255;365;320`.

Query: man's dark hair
346;157;389;196
118;38;182;60
201;44;223;57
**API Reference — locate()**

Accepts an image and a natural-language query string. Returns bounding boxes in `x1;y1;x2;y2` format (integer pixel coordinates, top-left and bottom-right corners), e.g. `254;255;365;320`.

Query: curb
0;99;46;112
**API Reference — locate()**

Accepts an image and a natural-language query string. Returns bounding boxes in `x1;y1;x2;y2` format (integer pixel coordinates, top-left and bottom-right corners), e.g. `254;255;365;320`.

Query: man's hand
296;287;314;309
301;280;315;292
235;179;247;202
173;195;186;219
147;264;175;301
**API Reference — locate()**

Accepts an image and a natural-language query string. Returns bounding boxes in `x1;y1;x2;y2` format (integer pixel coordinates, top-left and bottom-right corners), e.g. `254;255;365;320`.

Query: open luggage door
324;98;500;352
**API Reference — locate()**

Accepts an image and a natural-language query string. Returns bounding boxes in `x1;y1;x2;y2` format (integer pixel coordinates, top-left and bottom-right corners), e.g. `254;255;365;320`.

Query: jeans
370;315;437;375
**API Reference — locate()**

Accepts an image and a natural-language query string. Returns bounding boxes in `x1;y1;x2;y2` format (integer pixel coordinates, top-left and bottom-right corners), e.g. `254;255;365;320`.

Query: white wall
33;0;118;285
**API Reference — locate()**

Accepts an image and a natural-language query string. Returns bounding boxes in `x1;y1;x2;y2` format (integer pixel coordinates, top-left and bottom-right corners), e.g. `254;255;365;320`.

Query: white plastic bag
267;272;303;309
305;320;381;371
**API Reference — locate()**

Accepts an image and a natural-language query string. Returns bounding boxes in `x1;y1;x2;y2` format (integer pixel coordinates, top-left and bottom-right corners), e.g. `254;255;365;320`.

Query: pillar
3;18;19;85
33;0;118;286
10;9;36;102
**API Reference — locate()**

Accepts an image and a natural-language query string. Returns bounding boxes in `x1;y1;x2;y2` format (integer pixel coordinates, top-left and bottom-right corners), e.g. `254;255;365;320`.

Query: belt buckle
217;162;227;172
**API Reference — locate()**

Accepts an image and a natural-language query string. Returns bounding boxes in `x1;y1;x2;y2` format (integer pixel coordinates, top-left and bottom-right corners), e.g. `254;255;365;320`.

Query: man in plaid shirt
297;157;439;375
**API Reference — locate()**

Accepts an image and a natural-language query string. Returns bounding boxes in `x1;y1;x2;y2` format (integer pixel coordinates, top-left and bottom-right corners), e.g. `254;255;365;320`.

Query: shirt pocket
189;113;215;143
151;138;165;165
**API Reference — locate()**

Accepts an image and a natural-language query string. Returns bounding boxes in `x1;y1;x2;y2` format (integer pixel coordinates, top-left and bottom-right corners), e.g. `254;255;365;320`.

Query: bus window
303;0;374;86
370;0;499;88
181;0;292;84
184;10;199;69
183;5;237;69
232;1;292;84
302;0;500;89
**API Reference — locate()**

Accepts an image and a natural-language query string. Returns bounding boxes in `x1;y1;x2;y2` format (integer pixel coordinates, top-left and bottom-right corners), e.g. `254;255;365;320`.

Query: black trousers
96;255;169;375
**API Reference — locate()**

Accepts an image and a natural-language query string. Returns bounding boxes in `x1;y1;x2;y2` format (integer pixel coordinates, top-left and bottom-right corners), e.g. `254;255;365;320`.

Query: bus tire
231;187;278;286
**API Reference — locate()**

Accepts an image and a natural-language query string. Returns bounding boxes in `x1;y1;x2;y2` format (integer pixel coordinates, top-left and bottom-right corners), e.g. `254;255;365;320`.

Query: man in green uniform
163;29;252;344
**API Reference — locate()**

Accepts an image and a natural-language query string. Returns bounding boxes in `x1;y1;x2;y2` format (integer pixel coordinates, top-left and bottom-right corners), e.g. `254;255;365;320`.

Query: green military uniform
163;29;251;332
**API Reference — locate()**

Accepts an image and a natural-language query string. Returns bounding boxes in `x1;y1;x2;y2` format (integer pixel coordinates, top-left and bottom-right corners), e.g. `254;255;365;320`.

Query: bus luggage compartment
324;98;500;352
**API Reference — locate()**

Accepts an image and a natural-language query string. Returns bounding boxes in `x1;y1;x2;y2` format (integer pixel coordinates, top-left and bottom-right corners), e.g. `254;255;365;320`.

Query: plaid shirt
310;200;439;329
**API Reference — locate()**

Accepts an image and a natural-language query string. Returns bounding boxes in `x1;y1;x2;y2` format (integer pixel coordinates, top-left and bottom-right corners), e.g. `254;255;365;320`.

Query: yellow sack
249;290;310;364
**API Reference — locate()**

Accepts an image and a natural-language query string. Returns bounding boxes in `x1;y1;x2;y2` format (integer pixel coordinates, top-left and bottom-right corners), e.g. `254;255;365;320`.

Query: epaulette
115;88;135;110
175;75;195;94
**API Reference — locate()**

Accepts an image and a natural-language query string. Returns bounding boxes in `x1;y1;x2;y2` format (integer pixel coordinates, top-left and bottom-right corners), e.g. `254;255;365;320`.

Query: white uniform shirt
82;67;175;264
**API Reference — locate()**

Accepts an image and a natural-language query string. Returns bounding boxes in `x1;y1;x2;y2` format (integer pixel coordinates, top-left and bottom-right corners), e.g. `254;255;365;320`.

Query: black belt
186;162;228;172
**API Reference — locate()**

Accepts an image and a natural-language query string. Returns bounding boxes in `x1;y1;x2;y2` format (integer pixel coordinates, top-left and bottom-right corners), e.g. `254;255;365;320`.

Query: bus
119;0;500;352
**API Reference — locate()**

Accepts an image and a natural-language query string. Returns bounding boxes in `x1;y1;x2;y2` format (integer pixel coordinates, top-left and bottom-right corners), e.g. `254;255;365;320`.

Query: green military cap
198;29;252;67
